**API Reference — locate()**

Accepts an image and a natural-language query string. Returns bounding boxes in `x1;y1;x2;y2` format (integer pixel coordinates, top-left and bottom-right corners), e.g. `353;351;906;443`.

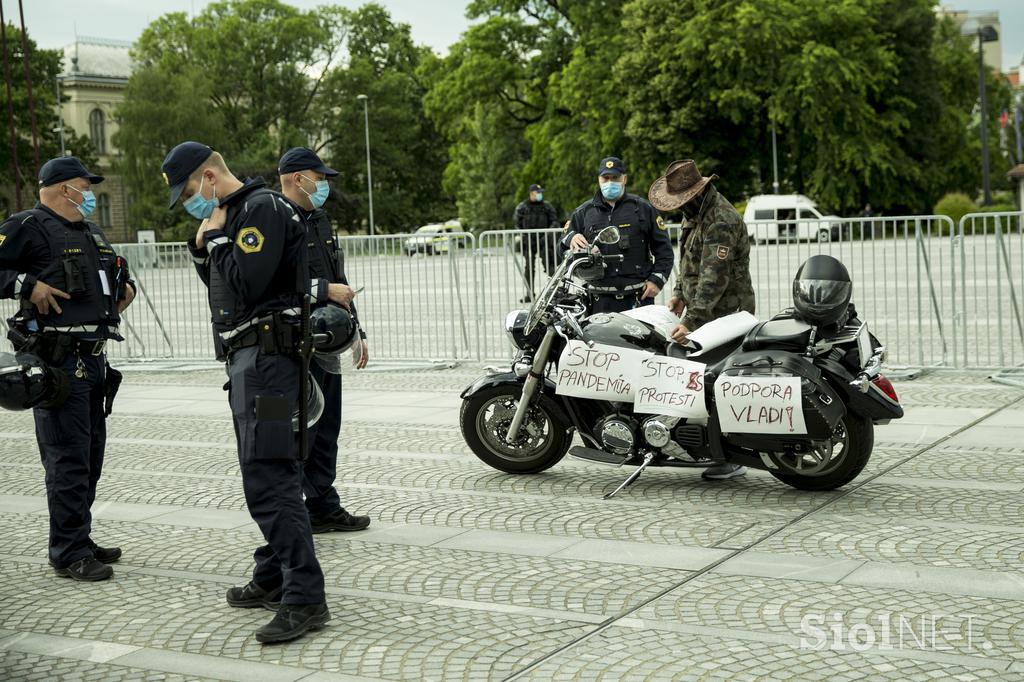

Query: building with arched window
57;37;133;241
88;108;106;154
96;193;112;228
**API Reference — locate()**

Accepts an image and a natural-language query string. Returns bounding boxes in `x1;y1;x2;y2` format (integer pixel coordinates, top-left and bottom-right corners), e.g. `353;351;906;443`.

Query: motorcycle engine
597;414;638;456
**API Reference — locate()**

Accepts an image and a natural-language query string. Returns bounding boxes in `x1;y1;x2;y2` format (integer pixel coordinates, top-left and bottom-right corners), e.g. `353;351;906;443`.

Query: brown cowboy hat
648;159;719;212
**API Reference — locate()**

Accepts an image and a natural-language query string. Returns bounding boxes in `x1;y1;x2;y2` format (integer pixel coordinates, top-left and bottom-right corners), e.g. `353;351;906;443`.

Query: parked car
402;221;463;256
743;195;846;244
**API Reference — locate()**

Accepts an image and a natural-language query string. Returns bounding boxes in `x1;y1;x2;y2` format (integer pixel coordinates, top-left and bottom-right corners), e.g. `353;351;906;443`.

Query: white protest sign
634;356;709;418
715;376;807;434
555;341;650;402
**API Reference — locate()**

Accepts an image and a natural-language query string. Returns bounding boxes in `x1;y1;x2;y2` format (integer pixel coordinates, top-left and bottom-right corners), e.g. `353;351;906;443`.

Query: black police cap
529;183;543;192
37;156;104;187
278;147;339;177
161;141;214;209
598;157;627;177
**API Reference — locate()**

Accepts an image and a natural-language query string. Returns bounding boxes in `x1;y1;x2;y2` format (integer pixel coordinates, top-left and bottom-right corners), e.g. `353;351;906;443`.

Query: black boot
54;557;113;582
255;603;330;644
226;581;283;611
92;545;122;564
309;508;371;534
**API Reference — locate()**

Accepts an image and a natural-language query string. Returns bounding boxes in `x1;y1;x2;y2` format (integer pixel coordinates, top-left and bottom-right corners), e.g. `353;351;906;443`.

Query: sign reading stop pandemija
555;340;807;433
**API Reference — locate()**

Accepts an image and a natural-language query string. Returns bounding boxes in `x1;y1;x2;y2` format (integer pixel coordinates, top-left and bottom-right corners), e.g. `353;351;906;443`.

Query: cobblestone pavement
1;364;1023;681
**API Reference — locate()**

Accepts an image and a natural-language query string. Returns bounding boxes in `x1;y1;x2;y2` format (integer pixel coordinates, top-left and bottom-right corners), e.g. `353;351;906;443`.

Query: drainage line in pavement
504;395;1024;680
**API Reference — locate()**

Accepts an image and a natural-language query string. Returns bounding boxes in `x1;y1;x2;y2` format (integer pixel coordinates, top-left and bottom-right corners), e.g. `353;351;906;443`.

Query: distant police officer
513;182;560;302
0;157;135;581
565;157;674;314
649;159;755;480
277;147;371;534
163;141;328;643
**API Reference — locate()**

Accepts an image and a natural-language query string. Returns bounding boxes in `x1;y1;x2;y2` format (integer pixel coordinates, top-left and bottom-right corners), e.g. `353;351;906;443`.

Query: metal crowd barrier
1;214;1021;372
955;212;1023;370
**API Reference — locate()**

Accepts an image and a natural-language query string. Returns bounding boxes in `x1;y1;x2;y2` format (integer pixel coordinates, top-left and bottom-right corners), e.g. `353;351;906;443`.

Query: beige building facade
58;37;133;242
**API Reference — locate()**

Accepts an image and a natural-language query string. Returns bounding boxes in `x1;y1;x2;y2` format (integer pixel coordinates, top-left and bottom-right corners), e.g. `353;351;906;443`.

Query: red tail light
871;375;899;403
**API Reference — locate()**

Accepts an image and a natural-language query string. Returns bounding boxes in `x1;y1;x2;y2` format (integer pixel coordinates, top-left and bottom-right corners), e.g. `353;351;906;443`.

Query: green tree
115;0;348;239
0;23;94;214
320;3;453;233
431;0;991;220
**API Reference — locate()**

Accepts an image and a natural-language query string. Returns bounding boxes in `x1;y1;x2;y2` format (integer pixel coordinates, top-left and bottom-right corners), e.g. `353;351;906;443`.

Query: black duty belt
15;333;107;364
221;312;300;357
587;282;647;296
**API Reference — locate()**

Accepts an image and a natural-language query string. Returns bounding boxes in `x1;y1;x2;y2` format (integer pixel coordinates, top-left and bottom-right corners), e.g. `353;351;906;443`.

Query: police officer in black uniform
513;182;560;302
0;157;135;581
277;147;371;534
564;157;674;314
162;141;328;643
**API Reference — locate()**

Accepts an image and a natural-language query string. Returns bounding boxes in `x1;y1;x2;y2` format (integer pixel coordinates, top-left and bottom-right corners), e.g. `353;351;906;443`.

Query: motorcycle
459;227;903;498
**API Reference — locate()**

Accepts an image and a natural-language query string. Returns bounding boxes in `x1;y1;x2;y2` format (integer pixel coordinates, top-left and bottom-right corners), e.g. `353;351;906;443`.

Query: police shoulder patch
0;234;6;247
716;245;730;260
656;216;666;230
237;227;265;254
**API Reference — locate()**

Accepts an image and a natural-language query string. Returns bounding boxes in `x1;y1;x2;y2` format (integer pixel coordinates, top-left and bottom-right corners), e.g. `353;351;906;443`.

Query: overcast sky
18;0;474;55
15;0;1024;68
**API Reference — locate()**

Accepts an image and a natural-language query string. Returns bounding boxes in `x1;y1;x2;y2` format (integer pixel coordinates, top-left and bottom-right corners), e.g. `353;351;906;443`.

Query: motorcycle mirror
594;226;621;245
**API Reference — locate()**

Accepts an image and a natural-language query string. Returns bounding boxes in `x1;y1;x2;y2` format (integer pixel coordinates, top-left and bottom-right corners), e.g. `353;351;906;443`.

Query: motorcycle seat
666;336;744;369
742;318;814;352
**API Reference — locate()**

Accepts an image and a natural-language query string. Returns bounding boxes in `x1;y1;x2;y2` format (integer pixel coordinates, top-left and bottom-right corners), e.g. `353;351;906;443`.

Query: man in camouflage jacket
670;187;755;332
648;160;755;480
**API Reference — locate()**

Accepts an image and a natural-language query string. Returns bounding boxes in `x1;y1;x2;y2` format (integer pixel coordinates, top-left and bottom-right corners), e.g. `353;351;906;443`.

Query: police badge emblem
237;227;265;254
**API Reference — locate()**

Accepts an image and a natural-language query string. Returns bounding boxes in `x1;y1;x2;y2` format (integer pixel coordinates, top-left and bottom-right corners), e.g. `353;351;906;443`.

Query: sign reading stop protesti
715;376;807;434
555;341;650;402
634;356;709;418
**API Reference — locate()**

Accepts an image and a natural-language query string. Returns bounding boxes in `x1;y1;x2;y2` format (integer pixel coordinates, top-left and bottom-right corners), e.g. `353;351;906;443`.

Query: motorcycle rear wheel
460;384;572;474
769;412;873;491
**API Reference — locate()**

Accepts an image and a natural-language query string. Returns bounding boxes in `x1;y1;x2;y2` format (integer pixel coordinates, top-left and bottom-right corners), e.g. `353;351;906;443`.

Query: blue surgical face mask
600;181;624;201
300;174;330;209
66;185;96;218
184;176;218;220
535;193;544;202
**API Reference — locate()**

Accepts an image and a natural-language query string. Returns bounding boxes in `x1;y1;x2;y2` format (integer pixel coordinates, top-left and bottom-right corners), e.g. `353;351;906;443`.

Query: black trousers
34;352;107;569
588;292;653;315
227;347;325;605
521;237;559;292
304;364;342;518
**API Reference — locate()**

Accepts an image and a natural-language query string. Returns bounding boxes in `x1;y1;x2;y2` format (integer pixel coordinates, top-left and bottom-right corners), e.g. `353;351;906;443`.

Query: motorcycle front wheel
460;384;573;474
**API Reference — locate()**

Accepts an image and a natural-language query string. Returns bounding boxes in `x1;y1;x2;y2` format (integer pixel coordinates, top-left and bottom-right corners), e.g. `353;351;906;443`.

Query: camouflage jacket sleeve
681;221;741;330
672;227;692;302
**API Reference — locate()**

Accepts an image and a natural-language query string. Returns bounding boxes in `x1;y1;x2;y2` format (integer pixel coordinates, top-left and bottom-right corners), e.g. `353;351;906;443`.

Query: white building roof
61;37;133;80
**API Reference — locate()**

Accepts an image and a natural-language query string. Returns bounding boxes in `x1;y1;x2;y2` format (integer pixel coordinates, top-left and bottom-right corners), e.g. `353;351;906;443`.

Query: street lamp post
356;94;375;236
974;24;999;206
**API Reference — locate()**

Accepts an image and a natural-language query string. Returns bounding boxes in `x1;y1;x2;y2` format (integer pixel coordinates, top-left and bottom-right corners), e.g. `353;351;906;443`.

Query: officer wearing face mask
0;156;136;581
277;147;371;535
162;141;328;643
564;157;673;314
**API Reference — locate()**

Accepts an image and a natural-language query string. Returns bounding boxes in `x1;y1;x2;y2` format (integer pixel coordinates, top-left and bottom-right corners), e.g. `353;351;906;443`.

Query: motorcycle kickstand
604;451;655;500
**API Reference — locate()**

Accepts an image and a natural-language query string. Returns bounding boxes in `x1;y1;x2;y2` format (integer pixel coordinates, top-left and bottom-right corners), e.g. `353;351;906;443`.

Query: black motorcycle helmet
0;352;70;411
310;303;357;354
792;255;853;326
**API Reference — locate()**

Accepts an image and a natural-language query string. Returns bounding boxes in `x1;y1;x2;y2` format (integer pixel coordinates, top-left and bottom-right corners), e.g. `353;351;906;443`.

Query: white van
743;195;844;244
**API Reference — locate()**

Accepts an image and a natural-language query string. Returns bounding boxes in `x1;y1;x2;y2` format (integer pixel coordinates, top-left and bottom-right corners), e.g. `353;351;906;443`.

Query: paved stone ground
1;364;1023;681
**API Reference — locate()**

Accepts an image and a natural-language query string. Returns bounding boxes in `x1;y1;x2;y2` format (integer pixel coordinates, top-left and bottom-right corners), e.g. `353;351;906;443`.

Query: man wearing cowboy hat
564;157;674;314
649;159;755;480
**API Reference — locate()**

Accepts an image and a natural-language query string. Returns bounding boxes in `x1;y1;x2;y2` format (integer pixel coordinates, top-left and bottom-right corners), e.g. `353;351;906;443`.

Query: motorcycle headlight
505;310;529;349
